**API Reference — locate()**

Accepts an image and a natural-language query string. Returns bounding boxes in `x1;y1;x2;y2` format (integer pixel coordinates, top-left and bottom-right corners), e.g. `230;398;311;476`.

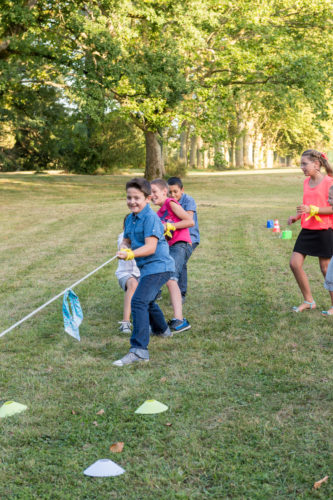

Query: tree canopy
1;0;333;175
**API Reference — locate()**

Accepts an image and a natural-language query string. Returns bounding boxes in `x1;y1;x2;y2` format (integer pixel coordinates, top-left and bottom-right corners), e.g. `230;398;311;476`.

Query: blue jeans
178;242;198;297
130;271;172;359
169;242;193;282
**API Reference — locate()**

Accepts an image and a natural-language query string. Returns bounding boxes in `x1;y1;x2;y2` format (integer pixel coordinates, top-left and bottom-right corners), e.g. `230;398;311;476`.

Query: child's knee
126;278;138;291
289;258;300;272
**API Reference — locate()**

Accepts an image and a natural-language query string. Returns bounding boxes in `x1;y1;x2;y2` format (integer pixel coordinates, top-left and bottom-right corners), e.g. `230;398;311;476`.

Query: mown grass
0;172;332;499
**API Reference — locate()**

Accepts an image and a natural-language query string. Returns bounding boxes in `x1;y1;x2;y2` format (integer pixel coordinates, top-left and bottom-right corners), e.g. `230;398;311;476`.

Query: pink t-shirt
157;198;192;246
302;175;333;230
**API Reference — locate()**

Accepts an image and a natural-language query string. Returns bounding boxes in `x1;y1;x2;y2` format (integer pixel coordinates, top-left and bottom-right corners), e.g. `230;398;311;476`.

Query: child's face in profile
168;184;184;201
151;184;168;206
300;156;320;177
126;187;150;214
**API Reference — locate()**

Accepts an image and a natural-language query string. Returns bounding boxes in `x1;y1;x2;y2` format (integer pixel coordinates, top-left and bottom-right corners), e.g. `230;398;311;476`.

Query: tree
1;0;333;175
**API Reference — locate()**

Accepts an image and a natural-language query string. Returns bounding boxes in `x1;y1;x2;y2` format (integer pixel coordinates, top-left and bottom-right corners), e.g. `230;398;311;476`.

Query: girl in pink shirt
288;150;333;312
151;179;194;332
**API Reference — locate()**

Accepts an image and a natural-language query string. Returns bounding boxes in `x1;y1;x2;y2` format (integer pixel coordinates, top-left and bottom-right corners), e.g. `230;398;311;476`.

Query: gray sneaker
112;352;149;367
151;326;173;338
118;321;131;334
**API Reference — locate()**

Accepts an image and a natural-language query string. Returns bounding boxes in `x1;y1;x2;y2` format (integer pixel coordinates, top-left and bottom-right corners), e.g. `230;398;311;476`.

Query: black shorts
293;228;333;258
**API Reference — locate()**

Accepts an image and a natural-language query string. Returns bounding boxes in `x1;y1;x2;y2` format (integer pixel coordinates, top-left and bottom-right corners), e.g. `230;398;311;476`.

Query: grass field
0;172;332;499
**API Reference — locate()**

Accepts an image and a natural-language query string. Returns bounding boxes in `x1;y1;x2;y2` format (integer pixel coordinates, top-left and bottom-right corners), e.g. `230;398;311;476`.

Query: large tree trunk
203;148;209;168
243;124;253;168
265;147;274;168
189;134;197;167
144;131;164;180
235;135;244;167
253;132;264;168
229;140;235;168
196;136;203;168
179;120;189;167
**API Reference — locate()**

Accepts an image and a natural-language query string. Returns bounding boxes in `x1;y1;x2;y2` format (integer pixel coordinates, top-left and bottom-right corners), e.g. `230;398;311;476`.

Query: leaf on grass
71;410;76;415
110;442;124;453
314;476;329;489
92;421;98;426
160;377;167;383
96;409;105;415
165;422;172;427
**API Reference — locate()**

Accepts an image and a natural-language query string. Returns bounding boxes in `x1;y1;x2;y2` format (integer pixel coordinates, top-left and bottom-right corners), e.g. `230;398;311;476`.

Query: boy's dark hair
167;177;183;189
151;178;168;190
302;150;333;177
126;177;151;197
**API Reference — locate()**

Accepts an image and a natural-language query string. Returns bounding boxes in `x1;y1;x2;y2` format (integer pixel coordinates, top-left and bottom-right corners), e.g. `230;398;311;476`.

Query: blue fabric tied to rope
62;289;83;341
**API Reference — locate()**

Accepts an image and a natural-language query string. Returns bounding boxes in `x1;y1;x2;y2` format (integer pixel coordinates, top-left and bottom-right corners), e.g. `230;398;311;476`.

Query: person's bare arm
297;204;333;215
168;201;195;229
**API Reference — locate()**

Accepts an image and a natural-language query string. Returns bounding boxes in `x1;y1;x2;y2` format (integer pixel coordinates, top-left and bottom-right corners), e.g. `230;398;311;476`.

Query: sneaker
118;321;131;334
168;318;191;333
151;326;173;338
112;352;149;367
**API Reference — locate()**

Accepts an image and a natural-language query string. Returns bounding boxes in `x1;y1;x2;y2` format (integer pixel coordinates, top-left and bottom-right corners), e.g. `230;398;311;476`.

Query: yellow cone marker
135;399;168;414
0;401;27;418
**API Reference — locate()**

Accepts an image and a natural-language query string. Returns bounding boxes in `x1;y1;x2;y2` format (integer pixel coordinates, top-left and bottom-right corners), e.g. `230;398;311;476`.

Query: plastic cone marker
83;459;125;477
281;230;292;240
135;399;168;414
273;219;280;233
62;289;83;341
0;401;27;418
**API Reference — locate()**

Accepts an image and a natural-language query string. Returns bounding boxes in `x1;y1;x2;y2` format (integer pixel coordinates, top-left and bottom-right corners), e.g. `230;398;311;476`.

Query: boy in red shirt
151;178;194;333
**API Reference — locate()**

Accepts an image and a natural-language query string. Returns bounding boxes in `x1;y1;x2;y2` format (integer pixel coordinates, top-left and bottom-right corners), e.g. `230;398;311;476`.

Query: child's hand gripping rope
164;222;176;239
117;248;135;260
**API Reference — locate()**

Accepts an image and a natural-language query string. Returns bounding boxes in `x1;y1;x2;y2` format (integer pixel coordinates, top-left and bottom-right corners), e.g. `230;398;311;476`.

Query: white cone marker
83;459;125;477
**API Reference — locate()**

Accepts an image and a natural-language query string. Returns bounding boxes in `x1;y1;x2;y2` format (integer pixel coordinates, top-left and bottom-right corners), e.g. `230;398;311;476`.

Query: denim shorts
118;274;139;291
169;242;192;281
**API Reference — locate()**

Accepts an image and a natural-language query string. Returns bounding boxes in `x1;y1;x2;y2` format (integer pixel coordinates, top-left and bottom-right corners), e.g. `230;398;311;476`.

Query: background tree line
1;0;332;178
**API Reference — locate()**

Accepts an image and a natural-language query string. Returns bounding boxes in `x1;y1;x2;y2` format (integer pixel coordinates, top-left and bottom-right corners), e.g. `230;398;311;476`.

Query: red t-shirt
157;198;192;246
302;175;333;230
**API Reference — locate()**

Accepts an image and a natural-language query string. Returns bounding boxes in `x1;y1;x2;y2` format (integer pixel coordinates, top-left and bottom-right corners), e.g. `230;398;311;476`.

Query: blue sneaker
168;318;191;333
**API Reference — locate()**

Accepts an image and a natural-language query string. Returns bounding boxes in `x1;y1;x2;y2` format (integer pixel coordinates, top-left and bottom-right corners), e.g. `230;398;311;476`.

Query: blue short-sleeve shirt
179;193;200;244
124;204;175;277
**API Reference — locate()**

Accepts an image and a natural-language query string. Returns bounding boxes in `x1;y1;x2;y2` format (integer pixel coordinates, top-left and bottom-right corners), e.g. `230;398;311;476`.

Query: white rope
0;255;118;339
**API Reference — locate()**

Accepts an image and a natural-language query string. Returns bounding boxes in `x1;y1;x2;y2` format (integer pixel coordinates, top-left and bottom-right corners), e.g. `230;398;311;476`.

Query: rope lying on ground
0;255;118;339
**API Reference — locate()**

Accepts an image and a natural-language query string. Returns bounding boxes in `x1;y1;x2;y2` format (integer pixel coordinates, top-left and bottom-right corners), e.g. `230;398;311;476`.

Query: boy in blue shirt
167;177;200;302
113;178;175;367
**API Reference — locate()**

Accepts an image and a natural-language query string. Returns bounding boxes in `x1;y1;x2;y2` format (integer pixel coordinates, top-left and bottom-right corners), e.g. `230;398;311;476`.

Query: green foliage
213;151;228;171
0;0;333;172
59;114;145;174
165;158;187;178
